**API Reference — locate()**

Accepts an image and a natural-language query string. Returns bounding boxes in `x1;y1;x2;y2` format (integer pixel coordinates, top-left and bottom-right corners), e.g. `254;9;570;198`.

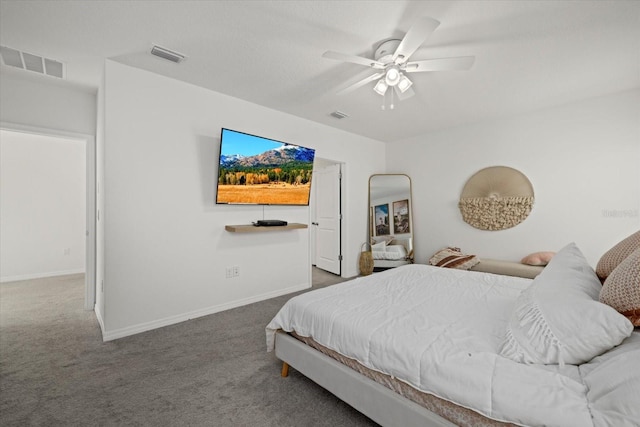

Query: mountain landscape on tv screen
219;145;314;168
217;144;315;205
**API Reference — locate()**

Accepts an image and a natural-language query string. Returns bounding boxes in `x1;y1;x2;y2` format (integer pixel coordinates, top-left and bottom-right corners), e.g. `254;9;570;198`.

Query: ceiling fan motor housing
374;39;401;63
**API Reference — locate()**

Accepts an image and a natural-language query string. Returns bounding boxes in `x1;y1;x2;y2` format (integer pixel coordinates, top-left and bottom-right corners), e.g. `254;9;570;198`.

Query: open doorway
310;158;342;276
0;126;95;309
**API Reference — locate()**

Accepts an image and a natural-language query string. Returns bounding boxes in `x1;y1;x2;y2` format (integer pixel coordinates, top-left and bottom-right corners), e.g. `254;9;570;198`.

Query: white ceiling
1;1;639;143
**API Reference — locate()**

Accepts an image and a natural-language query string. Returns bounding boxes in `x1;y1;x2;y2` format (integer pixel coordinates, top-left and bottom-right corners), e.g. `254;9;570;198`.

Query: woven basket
359;242;374;276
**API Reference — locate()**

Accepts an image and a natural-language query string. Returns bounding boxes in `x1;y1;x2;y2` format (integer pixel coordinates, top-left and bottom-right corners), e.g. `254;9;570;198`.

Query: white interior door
314;163;341;275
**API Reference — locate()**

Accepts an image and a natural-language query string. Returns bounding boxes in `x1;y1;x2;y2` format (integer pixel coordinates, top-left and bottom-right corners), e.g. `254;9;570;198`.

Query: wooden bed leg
281;362;290;377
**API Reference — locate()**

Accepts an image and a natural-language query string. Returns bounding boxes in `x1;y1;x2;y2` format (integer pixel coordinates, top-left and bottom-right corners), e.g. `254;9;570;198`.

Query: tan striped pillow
429;247;479;270
600;247;640;326
596;230;640;281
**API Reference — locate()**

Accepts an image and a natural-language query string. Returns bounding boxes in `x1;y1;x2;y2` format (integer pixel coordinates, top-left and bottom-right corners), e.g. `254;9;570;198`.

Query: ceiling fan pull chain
390;87;395;110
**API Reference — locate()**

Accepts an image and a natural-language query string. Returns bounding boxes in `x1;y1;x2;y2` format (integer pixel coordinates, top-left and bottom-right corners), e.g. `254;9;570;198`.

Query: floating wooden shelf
225;223;308;233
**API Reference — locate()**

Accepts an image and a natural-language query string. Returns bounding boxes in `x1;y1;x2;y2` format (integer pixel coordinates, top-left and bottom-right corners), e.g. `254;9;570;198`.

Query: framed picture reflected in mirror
393;199;410;234
374;204;390;236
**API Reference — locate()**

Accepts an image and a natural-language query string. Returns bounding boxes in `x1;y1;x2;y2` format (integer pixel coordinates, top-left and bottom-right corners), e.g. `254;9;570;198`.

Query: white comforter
266;264;640;427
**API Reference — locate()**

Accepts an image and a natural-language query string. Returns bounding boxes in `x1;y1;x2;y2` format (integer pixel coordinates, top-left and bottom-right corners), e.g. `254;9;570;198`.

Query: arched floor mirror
368;174;414;271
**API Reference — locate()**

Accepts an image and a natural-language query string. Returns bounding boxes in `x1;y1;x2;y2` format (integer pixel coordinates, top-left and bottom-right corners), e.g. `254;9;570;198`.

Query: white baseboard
94;303;105;333
0;269;85;283
100;282;310;342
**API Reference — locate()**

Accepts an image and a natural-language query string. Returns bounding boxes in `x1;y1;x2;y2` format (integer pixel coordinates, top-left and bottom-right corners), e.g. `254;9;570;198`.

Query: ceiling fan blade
392;17;440;63
405;56;475;72
336;72;385;95
322;50;385;69
394;85;415;101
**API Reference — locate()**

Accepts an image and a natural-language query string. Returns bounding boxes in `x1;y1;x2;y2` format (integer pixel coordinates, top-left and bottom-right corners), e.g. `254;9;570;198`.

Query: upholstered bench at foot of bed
469;259;544;279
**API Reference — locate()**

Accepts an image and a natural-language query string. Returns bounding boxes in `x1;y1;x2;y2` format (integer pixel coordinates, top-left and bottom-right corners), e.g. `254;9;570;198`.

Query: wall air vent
0;46;64;78
150;45;185;63
330;110;349;119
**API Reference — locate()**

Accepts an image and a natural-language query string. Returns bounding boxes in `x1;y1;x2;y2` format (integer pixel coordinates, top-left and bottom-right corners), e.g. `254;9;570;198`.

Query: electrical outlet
64;248;71;256
225;267;233;279
233;266;240;277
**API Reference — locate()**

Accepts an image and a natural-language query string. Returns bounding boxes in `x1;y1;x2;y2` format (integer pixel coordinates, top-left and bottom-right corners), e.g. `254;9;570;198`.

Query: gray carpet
0;269;378;426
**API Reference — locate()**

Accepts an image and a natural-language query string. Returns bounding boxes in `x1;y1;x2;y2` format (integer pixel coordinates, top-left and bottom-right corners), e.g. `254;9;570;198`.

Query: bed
371;237;413;271
266;237;640;426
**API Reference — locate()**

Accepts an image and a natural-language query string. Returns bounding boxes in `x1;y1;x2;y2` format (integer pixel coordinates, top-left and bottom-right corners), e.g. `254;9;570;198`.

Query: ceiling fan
323;17;475;109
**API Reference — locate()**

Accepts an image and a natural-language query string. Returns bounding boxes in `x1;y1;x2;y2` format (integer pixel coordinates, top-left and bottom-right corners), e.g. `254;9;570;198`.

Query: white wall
0;71;96;135
0;130;86;281
387;90;640;267
101;60;385;339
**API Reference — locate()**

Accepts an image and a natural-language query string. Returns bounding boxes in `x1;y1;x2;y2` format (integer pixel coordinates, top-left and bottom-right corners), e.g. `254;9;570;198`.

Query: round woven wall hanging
458;166;534;231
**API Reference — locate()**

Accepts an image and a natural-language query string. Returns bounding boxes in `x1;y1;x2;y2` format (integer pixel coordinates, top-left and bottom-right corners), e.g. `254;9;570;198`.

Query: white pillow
371;241;386;252
500;242;633;366
372;245;407;260
372;235;395;245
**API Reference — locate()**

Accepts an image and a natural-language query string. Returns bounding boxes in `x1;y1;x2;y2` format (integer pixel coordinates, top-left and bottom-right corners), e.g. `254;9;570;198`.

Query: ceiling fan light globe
397;75;413;93
385;66;401;86
373;79;388;96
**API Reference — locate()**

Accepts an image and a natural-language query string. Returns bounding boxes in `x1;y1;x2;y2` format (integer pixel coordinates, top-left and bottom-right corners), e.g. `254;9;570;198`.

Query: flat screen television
216;128;316;205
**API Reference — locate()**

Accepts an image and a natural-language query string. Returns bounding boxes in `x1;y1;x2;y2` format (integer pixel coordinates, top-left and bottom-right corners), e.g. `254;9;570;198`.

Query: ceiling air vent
150;45;185;63
330;110;349;119
0;46;64;78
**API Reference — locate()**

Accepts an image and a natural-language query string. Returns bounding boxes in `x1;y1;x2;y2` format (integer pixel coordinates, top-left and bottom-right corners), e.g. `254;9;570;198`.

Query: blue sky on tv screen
221;129;285;156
